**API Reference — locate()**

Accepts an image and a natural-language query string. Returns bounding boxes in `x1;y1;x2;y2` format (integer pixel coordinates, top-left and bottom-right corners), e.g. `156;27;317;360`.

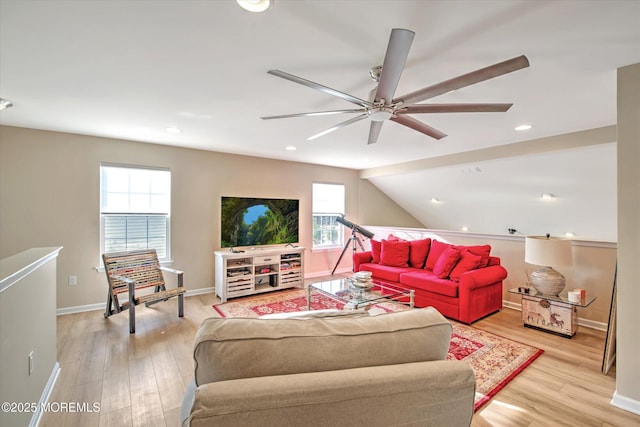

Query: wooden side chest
521;295;577;337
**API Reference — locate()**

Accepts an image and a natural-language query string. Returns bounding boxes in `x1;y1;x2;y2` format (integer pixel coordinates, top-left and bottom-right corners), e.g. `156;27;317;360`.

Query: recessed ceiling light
165;127;182;134
285;145;296;151
236;0;272;12
461;226;469;232
0;98;13;110
431;198;440;203
541;193;554;200
515;124;532;131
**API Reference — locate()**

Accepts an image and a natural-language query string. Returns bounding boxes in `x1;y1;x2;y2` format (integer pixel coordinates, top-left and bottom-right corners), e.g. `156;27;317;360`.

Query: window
312;183;345;249
100;164;171;260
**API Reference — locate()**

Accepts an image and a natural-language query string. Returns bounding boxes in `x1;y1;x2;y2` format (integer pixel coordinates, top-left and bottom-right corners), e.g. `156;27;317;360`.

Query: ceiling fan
261;28;529;145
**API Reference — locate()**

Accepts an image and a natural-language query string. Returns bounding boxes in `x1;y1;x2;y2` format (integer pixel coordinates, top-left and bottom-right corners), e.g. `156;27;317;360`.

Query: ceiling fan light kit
236;0;272;13
368;106;394;122
262;28;529;145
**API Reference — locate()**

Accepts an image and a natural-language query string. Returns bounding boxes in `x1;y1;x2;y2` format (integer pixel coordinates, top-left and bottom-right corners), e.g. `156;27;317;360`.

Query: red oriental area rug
213;289;543;411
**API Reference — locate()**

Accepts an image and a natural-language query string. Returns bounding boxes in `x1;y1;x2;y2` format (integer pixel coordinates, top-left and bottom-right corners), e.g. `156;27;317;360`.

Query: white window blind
100;165;171;259
312;183;344;249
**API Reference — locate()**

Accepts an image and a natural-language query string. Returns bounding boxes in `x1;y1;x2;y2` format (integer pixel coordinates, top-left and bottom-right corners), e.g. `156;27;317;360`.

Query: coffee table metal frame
306;277;414;310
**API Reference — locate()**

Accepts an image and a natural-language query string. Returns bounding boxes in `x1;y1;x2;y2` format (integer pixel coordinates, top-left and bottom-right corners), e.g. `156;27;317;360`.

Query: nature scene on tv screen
221;197;299;247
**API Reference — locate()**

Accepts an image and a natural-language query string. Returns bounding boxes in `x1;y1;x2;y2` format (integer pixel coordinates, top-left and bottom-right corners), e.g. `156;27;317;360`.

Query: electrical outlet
68;275;77;286
28;351;34;375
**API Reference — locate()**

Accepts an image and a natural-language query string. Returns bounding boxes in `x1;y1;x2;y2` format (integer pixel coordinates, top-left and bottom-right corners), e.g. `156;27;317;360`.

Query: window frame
99;163;171;261
312;183;345;250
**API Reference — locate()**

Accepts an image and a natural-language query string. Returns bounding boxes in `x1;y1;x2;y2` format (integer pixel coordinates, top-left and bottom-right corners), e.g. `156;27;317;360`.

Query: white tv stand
214;246;304;302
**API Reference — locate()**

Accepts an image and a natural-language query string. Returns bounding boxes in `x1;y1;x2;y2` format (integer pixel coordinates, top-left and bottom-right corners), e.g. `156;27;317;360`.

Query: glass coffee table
306;277;414;310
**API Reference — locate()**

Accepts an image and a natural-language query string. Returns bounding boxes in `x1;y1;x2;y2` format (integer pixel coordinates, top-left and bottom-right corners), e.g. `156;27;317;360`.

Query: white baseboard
56;287;216;316
501;300;608;331
502;300;521;311
57;303;103;315
611;390;640;415
185;286;215;296
30;361;60;427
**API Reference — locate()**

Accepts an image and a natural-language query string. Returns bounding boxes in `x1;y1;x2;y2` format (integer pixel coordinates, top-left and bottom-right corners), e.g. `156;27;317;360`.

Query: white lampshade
525;236;572;267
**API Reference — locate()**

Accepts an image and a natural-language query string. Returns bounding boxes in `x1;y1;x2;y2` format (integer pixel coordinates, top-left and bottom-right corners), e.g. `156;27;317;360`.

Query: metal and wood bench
102;249;185;333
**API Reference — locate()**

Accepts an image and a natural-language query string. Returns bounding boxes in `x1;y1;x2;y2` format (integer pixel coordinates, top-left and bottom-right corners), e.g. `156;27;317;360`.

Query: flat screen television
221;196;299;248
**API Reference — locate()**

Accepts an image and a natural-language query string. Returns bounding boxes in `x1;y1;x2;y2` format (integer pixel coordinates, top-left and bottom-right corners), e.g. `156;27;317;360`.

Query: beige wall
0;126;417;310
358;178;424;228
615;63;640;412
0;248;60;427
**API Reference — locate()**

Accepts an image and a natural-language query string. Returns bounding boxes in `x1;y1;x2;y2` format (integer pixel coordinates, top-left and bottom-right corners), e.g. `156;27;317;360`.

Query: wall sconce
0;98;13;110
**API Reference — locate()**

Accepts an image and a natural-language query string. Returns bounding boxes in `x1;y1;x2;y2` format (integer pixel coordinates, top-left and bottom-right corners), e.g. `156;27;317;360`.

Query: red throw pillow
432;247;461;279
449;250;483;282
380;239;410;267
386;234;406;242
425;240;451;270
370;240;381;264
456;244;491;268
409;238;431;269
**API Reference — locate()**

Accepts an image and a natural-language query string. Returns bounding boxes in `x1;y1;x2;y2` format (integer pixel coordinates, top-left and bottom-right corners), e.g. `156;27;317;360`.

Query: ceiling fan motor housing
368;106;394;121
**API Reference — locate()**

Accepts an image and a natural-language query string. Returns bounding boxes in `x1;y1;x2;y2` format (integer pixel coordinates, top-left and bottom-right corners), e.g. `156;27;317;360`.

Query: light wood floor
40;286;639;427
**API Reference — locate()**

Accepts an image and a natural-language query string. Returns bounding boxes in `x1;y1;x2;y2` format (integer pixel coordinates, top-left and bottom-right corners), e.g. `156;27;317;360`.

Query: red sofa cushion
399;271;459;298
370;240;381;263
456;244;492;268
449;250;483;282
425;240;450;270
380;239;410;267
409;238;431;269
433;247;461;279
386;234;405;241
359;263;410;283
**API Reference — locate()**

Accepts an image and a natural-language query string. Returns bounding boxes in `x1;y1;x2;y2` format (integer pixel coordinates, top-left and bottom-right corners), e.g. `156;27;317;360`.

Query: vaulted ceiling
1;1;638;241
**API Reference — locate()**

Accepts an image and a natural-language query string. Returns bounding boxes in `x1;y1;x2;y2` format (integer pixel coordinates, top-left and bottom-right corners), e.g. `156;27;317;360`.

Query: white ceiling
1;0;638;241
368;142;618;241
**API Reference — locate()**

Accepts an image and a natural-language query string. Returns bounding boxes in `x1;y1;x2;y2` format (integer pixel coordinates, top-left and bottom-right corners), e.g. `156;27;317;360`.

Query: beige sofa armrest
184;360;475;427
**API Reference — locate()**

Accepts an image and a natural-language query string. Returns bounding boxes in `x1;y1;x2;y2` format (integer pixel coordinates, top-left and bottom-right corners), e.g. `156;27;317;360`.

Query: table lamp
524;235;572;296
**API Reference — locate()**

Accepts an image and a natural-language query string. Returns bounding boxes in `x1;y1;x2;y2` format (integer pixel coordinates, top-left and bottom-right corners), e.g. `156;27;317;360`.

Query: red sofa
353;237;507;324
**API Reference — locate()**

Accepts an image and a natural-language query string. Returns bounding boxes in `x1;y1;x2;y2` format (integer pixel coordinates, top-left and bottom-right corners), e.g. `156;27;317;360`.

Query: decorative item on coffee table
351;271;373;288
348;271;374;301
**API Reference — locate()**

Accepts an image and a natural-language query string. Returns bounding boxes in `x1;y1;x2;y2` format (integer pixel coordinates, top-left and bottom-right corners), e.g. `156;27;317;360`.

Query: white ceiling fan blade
399;103;513;114
390;115;447;140
262;109;366;120
394;55;530;106
306;114;368;141
368;121;384;145
374;28;414;103
268;70;372;107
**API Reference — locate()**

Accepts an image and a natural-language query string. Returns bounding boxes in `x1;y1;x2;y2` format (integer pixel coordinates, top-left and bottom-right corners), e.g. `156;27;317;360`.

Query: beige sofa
180;308;476;427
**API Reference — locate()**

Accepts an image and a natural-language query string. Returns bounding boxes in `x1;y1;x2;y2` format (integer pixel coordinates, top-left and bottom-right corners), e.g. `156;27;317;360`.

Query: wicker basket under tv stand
214;246;304;302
